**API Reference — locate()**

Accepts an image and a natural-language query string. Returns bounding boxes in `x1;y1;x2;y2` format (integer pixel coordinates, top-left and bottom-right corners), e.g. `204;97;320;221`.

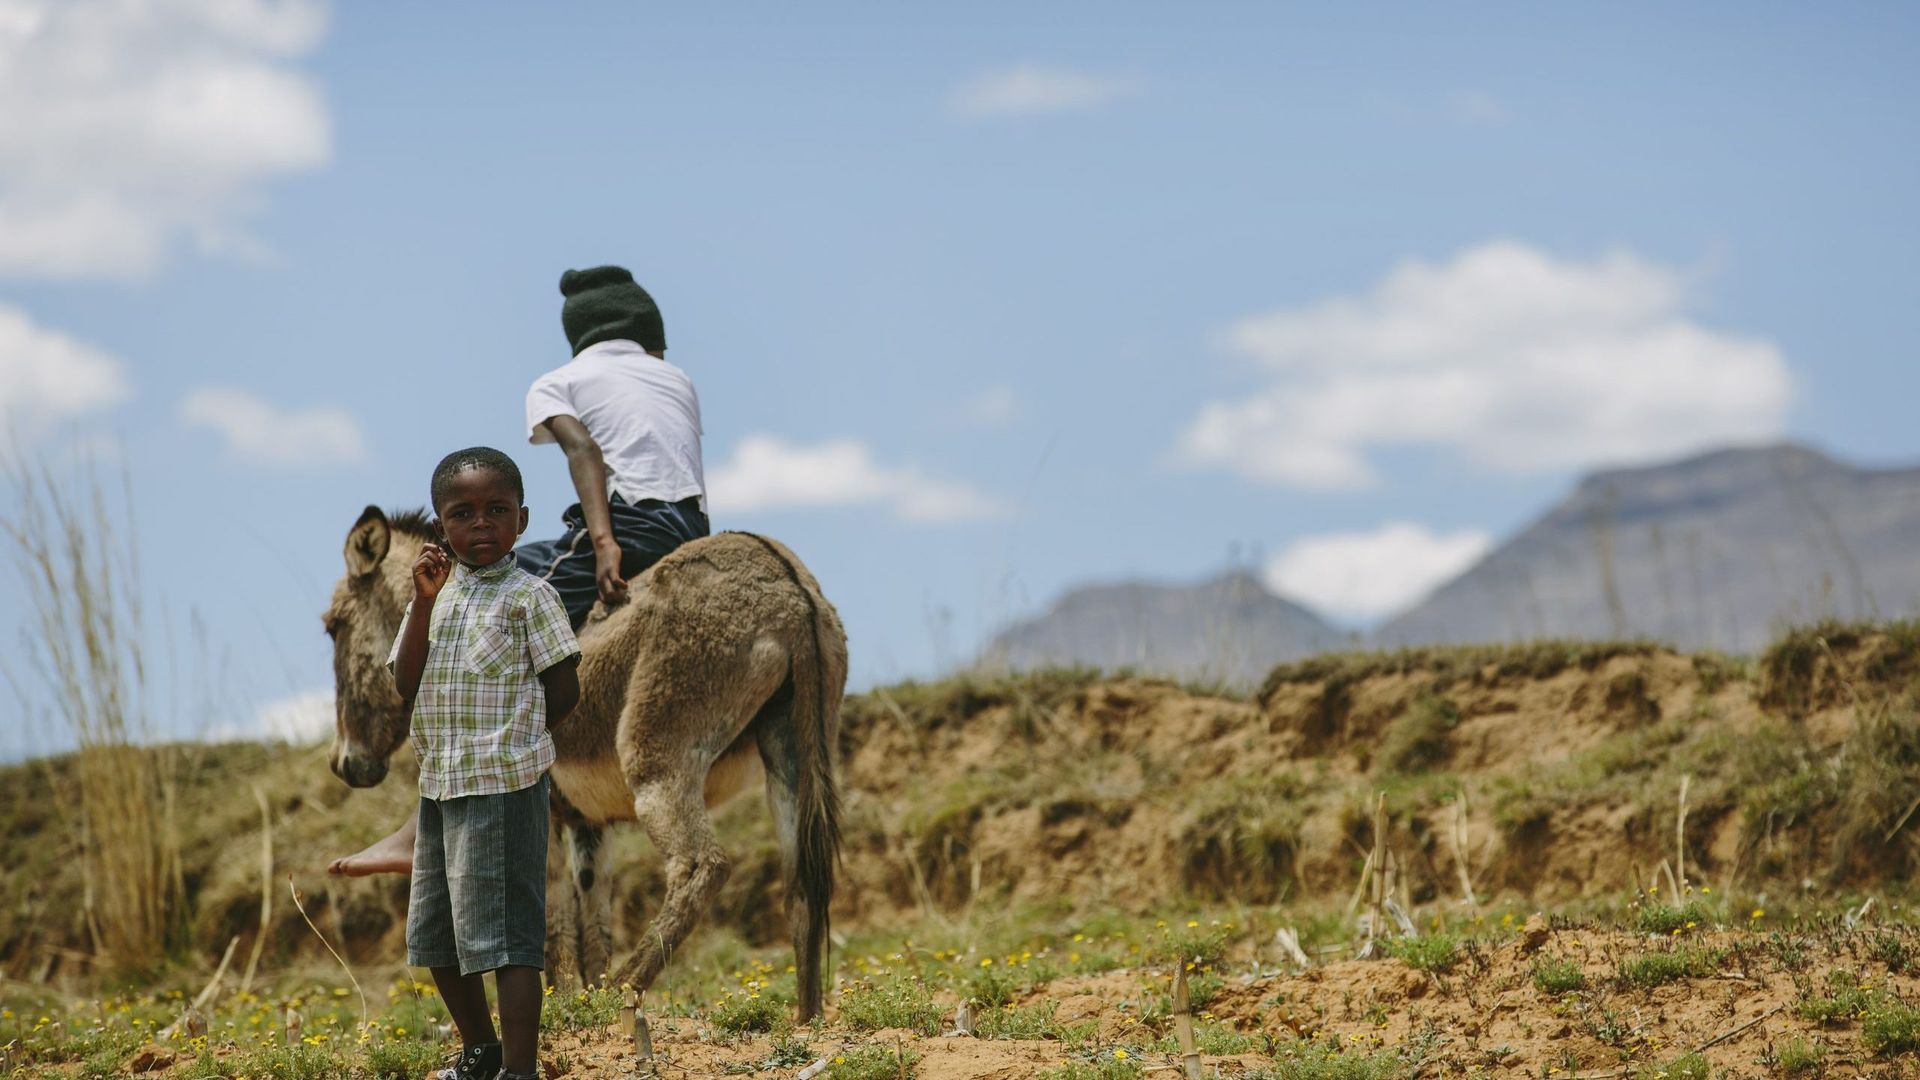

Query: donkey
323;505;846;1019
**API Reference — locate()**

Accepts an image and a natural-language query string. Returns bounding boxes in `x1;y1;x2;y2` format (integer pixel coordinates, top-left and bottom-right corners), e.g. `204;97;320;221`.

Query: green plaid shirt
389;554;580;800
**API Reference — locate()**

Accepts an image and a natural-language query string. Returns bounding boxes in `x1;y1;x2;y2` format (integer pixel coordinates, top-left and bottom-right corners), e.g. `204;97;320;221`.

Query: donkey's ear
345;505;391;577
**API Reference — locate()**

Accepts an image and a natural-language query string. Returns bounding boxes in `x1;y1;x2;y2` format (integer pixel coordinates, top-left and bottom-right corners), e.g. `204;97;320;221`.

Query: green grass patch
540;985;624;1032
710;987;792;1034
1253;1041;1406;1080
1383;933;1458;973
1531;956;1587;994
1631;1051;1709;1080
1152;919;1233;967
1795;969;1875;1025
838;979;946;1035
1039;1051;1145;1080
973;1000;1096;1044
364;1039;446;1080
1150;1022;1255;1054
1617;947;1722;989
829;1043;921;1080
1634;900;1715;935
1377;694;1460;776
1862;998;1920;1056
1773;1037;1827;1077
176;1044;349;1079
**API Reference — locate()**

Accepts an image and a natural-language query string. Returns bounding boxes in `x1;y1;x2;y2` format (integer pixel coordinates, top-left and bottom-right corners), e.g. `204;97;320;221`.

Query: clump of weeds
828;1044;920;1080
1617;946;1723;989
1383;933;1458;973
1532;955;1587;994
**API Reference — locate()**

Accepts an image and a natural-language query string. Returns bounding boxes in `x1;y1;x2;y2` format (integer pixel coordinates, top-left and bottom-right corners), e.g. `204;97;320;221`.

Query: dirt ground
520;921;1920;1080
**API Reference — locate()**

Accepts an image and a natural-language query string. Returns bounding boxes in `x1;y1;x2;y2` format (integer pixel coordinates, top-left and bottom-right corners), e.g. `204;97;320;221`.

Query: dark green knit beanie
559;266;667;356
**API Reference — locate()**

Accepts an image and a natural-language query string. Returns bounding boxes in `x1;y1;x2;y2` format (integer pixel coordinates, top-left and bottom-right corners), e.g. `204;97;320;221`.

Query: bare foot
327;815;418;877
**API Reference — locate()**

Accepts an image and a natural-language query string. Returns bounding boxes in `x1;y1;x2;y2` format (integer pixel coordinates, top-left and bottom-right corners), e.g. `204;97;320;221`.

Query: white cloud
0;305;129;441
1446;91;1511;126
961;385;1019;427
179;386;368;467
1179;241;1792;490
0;0;331;279
1265;522;1492;624
212;688;332;743
707;434;1006;523
949;64;1135;117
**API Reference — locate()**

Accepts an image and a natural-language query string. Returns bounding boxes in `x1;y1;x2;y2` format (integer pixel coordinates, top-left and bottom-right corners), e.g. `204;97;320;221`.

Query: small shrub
1774;1037;1827;1077
1378;694;1460;775
1618;947;1719;989
1383;933;1458;973
764;1035;817;1069
78;1047;122;1080
1040;1051;1144;1080
1532;956;1587;994
966;963;1020;1009
1150;1023;1254;1054
974;1001;1095;1044
711;989;791;1035
1871;931;1914;975
1767;932;1814;973
1634;900;1714;936
1255;1041;1403;1080
830;1044;920;1080
1153;921;1232;967
541;985;624;1032
839;979;945;1035
1795;969;1873;1025
1862;998;1920;1056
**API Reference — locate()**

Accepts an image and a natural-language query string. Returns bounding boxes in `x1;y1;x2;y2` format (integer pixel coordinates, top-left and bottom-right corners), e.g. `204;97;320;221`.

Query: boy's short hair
430;446;525;510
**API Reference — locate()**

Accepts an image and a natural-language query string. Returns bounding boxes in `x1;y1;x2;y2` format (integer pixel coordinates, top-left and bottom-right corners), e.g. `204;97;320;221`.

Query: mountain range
982;443;1920;681
978;570;1345;686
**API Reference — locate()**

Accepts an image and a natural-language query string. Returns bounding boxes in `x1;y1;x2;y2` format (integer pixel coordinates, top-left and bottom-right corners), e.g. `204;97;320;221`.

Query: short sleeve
525;581;581;674
386;600;412;674
525;369;575;445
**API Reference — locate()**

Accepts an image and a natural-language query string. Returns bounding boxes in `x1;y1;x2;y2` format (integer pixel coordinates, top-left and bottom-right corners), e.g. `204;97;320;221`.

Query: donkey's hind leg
567;823;614;987
543;815;580;987
609;775;729;994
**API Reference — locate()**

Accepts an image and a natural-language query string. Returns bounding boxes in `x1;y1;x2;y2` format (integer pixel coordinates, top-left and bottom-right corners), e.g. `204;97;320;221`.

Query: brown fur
323;506;847;1018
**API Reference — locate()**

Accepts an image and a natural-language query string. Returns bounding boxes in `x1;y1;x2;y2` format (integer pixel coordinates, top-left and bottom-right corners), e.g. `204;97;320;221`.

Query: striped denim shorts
407;774;548;975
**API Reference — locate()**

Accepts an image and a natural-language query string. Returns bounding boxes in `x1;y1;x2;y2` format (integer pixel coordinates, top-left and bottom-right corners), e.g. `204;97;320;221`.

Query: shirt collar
455;552;518;584
577;339;653;361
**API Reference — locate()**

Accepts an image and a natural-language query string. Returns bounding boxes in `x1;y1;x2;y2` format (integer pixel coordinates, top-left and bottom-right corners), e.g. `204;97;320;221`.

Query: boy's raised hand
412;545;452;599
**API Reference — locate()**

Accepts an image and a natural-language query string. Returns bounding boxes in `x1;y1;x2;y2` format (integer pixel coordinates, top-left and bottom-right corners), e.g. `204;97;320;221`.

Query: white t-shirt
525;339;706;510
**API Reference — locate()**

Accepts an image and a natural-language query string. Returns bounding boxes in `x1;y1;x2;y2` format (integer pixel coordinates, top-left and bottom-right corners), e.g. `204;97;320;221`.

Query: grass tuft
1617;947;1721;989
838;979;945;1035
1383;933;1458;973
1531;956;1587;994
1862;998;1920;1056
829;1043;920;1080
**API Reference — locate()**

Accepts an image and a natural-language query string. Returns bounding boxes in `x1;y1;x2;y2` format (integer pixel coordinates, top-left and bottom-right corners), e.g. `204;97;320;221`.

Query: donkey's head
324;505;432;787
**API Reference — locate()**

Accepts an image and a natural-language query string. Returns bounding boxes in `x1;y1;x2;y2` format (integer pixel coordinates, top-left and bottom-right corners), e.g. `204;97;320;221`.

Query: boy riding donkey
330;267;710;883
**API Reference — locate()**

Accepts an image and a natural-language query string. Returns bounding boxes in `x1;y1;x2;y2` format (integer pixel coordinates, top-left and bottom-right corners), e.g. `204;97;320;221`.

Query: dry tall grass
1;456;184;974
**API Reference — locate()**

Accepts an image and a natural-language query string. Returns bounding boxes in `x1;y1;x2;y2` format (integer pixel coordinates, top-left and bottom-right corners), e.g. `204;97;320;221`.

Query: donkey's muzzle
333;750;389;789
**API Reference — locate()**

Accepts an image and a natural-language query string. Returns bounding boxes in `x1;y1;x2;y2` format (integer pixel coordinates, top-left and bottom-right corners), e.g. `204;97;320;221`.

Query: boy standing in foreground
328;266;706;879
394;447;581;1080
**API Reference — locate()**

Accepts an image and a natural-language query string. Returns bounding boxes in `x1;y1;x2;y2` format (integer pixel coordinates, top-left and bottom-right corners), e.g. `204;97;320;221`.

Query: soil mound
3;622;1918;982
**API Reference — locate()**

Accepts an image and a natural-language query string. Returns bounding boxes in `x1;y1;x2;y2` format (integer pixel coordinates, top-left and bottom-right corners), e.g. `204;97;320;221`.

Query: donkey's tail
738;532;842;1021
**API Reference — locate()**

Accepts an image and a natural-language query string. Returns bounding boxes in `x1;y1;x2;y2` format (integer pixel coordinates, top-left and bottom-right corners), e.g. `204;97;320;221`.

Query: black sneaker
432;1042;502;1080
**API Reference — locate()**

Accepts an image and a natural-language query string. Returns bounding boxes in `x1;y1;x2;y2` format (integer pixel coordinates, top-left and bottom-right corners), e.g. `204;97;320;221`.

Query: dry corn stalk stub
1173;961;1201;1080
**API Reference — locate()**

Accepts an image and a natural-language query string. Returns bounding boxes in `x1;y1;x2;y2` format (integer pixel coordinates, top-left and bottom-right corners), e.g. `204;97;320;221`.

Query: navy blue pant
515;494;710;629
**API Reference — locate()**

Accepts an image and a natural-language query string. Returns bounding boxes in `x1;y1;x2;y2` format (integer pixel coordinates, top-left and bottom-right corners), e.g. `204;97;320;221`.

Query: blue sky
2;2;1916;756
